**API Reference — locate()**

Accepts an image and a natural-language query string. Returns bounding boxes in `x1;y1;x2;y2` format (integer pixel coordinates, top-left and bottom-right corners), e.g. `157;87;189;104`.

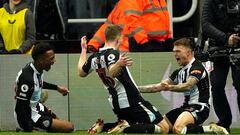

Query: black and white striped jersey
82;48;144;111
169;58;210;107
15;63;43;103
15;62;45;122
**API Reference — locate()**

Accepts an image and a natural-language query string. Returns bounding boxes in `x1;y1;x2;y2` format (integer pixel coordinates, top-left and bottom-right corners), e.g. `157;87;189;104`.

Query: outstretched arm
138;79;172;93
161;77;198;92
78;36;88;77
43;82;69;96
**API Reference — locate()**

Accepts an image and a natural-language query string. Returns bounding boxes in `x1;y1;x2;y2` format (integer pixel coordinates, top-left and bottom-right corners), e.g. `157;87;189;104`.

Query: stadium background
0;53;239;131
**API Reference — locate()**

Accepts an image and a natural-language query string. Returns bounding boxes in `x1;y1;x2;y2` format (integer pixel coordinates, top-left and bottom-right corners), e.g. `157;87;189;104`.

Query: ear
38;56;44;64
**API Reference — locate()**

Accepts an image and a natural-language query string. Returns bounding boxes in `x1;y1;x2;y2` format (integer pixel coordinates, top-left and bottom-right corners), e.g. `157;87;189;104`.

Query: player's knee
65;123;74;133
172;124;184;134
160;124;169;134
158;119;170;133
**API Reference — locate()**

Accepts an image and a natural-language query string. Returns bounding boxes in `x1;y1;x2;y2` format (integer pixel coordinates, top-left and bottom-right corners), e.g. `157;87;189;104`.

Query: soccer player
78;24;169;134
14;42;74;132
138;38;229;135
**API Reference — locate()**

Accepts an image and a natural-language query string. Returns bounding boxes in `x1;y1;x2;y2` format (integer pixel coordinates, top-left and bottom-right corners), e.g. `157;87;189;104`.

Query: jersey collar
182;57;195;70
30;62;41;74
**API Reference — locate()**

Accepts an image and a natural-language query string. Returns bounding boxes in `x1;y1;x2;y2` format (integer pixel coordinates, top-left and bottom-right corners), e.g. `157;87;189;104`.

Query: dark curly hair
32;42;54;60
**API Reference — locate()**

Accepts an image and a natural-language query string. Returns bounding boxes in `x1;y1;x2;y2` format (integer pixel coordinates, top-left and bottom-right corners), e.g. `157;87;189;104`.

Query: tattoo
171;76;198;92
138;84;161;93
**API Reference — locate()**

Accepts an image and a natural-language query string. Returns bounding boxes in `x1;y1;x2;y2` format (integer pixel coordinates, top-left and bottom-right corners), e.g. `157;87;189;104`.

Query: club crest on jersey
191;70;201;74
42;120;50;127
21;84;29;92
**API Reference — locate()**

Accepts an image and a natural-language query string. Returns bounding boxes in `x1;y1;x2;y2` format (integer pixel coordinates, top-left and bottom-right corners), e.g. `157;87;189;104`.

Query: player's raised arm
78;36;88;77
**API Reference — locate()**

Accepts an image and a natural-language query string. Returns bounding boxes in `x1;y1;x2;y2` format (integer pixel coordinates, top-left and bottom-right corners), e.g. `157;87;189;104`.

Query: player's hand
228;34;239;47
57;86;69;96
117;53;133;67
81;36;87;51
160;82;171;91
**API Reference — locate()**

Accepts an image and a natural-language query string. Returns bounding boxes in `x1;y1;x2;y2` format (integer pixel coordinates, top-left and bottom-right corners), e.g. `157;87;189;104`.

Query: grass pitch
0;129;240;135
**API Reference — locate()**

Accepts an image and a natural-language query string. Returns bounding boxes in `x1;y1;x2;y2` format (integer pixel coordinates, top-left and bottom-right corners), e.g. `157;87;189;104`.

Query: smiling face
38;50;56;72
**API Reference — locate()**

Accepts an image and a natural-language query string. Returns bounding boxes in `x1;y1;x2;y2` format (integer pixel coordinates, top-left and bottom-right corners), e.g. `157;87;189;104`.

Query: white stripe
139;102;156;122
116;81;130;109
16;97;27;100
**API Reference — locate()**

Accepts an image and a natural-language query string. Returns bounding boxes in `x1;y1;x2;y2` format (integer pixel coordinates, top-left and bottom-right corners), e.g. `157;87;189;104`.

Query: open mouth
176;57;180;61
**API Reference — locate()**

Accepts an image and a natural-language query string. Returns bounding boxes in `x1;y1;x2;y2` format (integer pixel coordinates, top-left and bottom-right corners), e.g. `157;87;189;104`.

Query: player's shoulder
191;60;205;69
17;63;35;81
21;63;34;74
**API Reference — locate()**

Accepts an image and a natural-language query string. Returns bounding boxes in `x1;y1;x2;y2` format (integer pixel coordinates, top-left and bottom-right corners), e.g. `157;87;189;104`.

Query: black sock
123;123;155;133
102;122;118;132
186;124;204;134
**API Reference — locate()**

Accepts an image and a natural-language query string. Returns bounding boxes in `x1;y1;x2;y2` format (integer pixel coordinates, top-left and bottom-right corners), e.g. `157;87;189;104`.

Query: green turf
0;129;240;135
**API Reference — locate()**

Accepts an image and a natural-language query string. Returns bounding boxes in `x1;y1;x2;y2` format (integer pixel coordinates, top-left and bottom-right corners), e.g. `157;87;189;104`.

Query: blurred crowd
0;0;118;41
0;0;196;53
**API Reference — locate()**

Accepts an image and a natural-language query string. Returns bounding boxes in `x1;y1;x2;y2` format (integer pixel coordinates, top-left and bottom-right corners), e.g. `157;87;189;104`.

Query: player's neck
104;42;118;50
33;61;43;73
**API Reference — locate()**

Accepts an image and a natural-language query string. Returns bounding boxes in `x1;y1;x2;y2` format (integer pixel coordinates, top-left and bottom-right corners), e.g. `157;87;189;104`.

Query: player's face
173;45;191;66
10;0;21;5
40;50;56;71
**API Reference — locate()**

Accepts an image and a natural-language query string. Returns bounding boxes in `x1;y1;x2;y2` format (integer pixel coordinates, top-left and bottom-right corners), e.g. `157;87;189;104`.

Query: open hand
81;36;87;50
118;53;133;67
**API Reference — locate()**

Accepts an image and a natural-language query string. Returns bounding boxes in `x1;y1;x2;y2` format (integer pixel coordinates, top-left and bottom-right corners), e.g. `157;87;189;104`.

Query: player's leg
33;114;74;133
172;111;195;134
48;118;74;133
109;101;169;134
172;104;208;134
164;107;183;133
173;105;229;134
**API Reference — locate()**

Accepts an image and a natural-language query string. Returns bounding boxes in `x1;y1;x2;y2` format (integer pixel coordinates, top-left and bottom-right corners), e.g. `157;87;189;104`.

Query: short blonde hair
174;38;194;51
105;24;123;42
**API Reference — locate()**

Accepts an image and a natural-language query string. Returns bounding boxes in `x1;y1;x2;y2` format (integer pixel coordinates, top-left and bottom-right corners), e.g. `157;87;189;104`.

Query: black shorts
33;104;54;131
114;101;163;125
165;104;209;125
33;114;53;131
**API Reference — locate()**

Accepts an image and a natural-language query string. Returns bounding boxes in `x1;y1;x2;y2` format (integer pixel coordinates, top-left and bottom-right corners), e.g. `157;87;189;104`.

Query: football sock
123;123;155;133
185;124;204;134
202;125;211;133
102;122;118;132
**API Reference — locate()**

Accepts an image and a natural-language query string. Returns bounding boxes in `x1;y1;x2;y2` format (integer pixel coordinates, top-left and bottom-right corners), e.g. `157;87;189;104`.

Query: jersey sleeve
189;63;205;81
105;50;120;68
82;55;94;74
15;71;34;131
43;81;57;90
15;73;34;101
